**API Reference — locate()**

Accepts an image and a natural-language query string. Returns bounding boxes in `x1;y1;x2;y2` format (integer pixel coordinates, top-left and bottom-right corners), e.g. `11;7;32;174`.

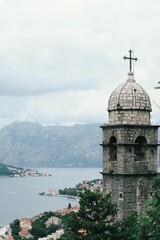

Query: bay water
0;168;102;227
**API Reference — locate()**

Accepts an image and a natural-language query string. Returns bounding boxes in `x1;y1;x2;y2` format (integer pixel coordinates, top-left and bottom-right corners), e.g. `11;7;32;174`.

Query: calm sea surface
0;168;102;227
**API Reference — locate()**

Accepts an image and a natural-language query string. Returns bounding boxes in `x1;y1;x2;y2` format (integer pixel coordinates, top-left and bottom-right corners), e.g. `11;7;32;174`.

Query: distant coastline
39;178;102;199
39;191;79;201
0;163;51;177
0;167;102;227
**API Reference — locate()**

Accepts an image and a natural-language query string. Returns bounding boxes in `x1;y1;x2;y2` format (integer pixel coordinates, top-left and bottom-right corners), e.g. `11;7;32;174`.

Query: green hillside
0;163;23;176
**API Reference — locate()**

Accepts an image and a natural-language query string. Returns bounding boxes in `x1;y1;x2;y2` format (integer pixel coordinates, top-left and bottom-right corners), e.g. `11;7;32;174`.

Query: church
100;50;159;218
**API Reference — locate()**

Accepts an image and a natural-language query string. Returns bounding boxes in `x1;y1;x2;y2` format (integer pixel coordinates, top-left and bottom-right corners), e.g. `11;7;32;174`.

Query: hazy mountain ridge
1;121;158;168
0;121;102;167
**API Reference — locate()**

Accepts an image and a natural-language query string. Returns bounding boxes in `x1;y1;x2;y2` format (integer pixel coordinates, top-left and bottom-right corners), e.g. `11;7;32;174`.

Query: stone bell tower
101;50;159;218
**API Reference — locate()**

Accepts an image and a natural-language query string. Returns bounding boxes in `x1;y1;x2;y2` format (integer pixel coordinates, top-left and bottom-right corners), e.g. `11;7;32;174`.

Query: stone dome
108;73;152;112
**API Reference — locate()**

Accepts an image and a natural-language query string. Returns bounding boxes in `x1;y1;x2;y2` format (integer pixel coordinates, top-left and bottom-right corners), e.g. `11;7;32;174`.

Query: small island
0;163;51;177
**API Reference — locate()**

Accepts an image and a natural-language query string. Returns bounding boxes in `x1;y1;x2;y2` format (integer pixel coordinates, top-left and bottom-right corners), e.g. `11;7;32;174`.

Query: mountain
0;121;102;167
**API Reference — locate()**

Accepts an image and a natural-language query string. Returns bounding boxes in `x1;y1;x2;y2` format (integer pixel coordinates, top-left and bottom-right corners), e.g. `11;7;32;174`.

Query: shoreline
0;168;102;228
39;192;79;201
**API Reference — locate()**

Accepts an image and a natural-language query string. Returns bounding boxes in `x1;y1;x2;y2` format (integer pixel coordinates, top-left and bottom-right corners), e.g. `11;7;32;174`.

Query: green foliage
9;175;160;240
78;190;118;239
60;175;160;240
59;187;78;196
116;174;160;240
59;179;102;197
10;219;21;240
30;211;59;239
67;203;72;209
60;212;81;240
116;212;141;240
0;163;23;176
79;190;116;222
60;189;118;240
138;174;160;240
154;81;160;89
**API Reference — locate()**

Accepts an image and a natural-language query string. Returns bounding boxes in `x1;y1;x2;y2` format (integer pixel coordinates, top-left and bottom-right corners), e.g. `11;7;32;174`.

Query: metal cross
123;49;138;72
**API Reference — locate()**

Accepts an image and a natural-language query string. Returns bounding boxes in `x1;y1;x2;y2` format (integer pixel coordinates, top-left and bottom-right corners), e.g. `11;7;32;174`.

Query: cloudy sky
0;0;160;128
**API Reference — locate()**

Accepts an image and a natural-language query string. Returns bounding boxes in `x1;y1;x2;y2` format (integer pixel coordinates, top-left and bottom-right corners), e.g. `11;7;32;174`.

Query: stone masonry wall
103;173;156;219
109;110;150;125
102;125;158;174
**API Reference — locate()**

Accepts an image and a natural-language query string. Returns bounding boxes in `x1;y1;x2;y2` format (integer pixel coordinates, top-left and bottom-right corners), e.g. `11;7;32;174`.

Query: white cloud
12;89;107;125
0;0;159;127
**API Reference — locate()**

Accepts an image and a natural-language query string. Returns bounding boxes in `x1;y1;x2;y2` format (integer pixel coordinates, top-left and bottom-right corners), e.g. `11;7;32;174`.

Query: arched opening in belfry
135;136;147;161
109;136;117;161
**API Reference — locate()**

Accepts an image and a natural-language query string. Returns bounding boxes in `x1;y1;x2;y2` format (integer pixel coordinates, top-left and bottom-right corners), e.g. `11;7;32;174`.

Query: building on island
100;49;159;218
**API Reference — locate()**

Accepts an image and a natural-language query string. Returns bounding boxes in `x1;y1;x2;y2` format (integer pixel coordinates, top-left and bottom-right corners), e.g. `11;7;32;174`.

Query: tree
116;173;160;240
30;212;59;239
117;174;160;240
115;212;141;240
60;175;160;240
10;219;21;240
154;82;160;89
60;212;81;240
138;173;160;240
67;203;72;209
60;189;118;240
